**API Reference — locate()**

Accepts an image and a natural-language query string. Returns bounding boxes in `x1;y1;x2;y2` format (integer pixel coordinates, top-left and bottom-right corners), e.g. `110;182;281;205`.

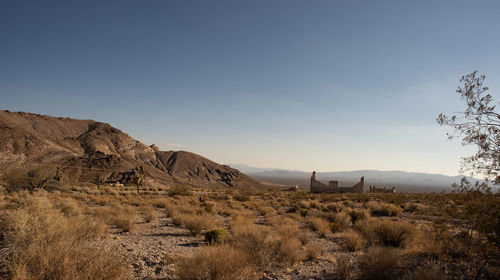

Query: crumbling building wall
310;171;364;193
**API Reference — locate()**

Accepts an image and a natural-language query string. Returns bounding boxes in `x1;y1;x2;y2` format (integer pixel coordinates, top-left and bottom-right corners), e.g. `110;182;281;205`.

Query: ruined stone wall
310;172;364;193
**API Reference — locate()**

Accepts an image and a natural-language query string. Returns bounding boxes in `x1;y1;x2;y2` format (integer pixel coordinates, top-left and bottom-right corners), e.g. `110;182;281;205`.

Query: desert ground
0;183;498;280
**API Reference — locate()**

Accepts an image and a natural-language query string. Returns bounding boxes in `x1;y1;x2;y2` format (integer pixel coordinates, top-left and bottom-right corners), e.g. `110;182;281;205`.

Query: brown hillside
0;110;263;188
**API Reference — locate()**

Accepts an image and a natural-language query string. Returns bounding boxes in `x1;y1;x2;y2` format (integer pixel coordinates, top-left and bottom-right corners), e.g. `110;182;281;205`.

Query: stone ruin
369;185;397;193
310;171;364;193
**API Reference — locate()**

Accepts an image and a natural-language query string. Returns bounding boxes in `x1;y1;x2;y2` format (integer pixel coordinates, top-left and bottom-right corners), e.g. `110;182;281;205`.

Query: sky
1;0;499;176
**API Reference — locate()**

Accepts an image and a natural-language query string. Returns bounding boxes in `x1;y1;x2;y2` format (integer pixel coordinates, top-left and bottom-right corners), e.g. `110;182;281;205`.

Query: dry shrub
257;205;274;216
348;208;369;223
326;202;342;213
404;266;446;280
205;228;229;244
52;197;83;217
173;213;222;235
299;200;311;209
151;198;168;208
403;230;442;256
307;216;331;236
168;185;192;196
333;212;352;229
230;217;304;268
0;194;126;280
358;247;401;280
202;201;216;213
95;204;137;232
342;230;366;251
141;206;156;223
370;203;402;217
176;245;255;280
305;243;322;260
355;219;415;247
354;218;379;245
164;204;179;218
374;220;415;247
335;255;351;280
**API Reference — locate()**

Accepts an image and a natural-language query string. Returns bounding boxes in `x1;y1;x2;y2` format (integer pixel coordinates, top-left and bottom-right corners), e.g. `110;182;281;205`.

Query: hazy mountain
233;164;485;193
0;110;263;188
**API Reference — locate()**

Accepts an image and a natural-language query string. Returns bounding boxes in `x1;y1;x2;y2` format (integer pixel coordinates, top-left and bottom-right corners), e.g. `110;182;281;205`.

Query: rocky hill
0;110;263;188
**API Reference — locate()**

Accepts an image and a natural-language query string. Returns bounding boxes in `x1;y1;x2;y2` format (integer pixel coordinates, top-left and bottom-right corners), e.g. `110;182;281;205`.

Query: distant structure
369;185;397;193
310;171;364;193
285;185;299;192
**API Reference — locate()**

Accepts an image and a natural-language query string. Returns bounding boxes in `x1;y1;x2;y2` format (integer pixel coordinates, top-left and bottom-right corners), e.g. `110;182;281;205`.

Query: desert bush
358;247;401;280
0;194;126;280
205;228;229;244
169;185;192;196
2;165;62;192
355;219;415;247
325;202;342;212
342;230;366;251
176;245;255;280
53;196;83;217
307;216;331;236
95;204;137;232
404;266;446;280
299;208;308;217
112;212;136;232
349;208;369;223
332;212;352;229
305;243;322;260
229;219;304;268
405;203;419;213
142;206;156;223
335;255;351;280
233;194;250;202
202;201;216;213
173;213;222;235
370;203;402;217
374;220;415;247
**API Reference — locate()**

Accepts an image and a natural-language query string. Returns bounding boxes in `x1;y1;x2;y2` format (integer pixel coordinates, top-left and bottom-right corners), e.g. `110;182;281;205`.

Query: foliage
2;165;61;192
204;228;229;244
437;71;499;187
91;175;105;190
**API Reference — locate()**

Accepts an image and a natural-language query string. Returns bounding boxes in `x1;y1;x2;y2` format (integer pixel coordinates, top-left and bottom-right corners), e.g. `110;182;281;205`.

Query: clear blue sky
1;0;499;176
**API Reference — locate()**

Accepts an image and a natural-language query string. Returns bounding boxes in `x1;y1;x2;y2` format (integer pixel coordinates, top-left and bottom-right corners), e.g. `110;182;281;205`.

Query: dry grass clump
172;213;223;235
141;206;156;223
176;245;255;280
335;255;351;280
0;193;127;280
304;243;322;260
348;208;369;223
307;216;331;236
403;266;446;280
52;196;84;216
326;212;352;232
374;220;415;247
342;230;366;251
205;228;229;244
95;204;137;232
229;217;305;268
358;247;401;280
354;219;415;247
370;202;402;217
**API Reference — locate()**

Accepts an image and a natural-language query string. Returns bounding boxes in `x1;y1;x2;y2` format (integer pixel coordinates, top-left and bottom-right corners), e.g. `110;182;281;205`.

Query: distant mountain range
231;164;486;193
0;110;263;188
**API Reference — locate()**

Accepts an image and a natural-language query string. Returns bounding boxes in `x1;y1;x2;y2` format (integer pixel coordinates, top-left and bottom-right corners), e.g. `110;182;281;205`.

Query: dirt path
102;209;201;280
100;209;349;280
